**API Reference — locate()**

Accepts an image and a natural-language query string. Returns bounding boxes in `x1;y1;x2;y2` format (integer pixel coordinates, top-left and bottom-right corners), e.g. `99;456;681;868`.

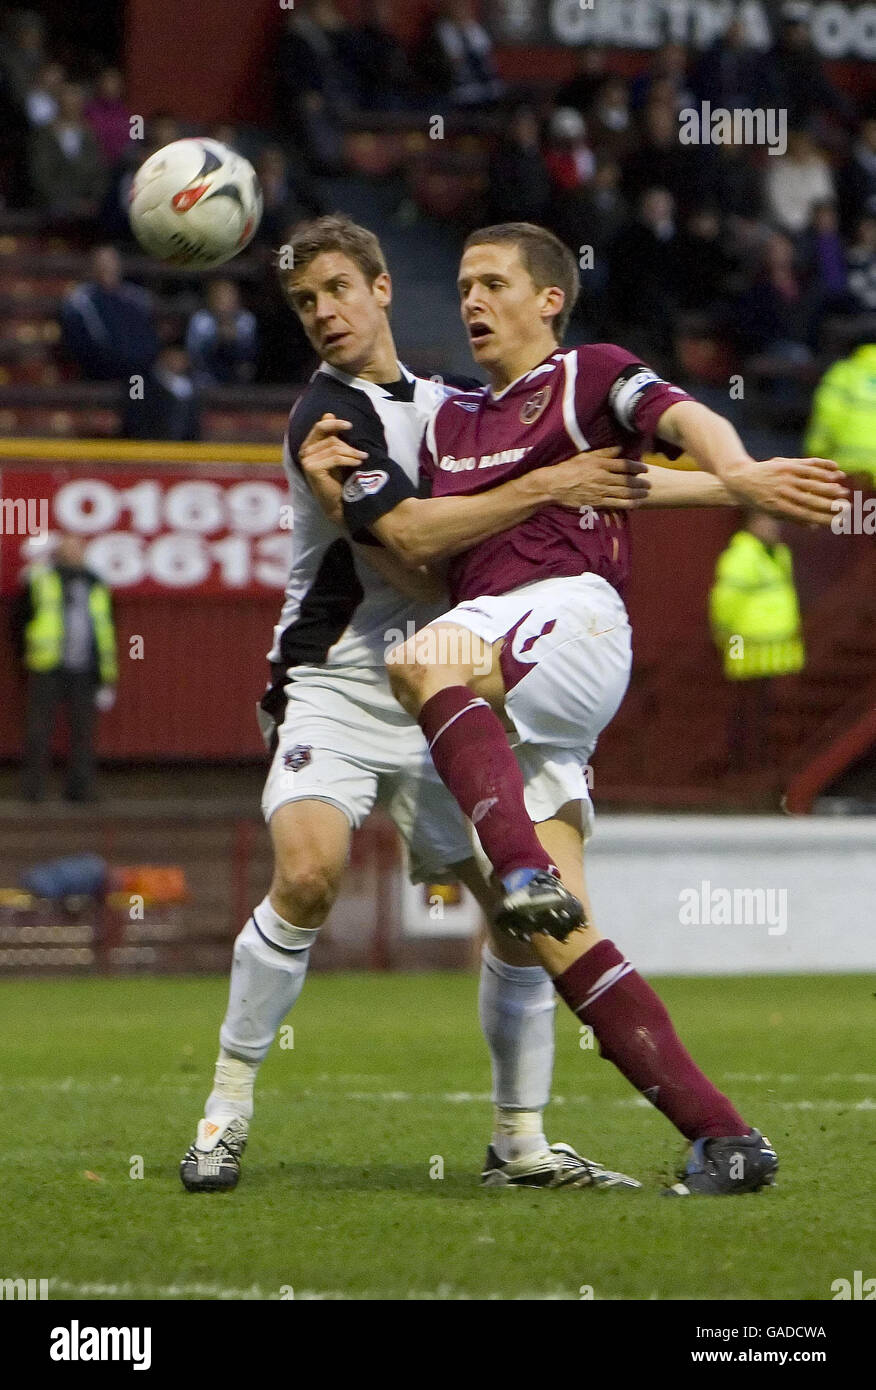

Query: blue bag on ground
20;854;108;899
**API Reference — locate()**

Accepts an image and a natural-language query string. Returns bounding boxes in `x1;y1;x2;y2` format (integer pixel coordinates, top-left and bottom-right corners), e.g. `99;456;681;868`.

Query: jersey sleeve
341;457;419;541
341;393;443;541
582;344;696;440
286;377;420;543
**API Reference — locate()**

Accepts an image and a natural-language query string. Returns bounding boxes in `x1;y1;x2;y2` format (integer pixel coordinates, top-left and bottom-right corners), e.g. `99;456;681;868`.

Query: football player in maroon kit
319;222;846;1193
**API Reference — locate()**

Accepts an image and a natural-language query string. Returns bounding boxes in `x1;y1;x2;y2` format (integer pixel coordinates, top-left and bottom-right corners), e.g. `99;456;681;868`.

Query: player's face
457;243;563;381
286;252;391;375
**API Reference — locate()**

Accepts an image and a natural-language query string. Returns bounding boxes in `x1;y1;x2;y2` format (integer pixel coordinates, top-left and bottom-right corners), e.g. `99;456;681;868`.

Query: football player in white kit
180;216;652;1192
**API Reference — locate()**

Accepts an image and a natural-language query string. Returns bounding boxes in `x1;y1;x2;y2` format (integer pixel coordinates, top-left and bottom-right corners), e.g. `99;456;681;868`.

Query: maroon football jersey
420;344;694;604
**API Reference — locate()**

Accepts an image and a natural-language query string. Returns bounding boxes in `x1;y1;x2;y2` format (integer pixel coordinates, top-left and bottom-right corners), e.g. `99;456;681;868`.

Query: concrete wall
585;816;876;975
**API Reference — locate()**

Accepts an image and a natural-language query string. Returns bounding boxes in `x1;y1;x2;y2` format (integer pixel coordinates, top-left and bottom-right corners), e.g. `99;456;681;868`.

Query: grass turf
1;972;873;1301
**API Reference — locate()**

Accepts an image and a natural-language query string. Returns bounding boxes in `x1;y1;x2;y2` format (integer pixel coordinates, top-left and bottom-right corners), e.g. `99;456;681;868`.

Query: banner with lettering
487;0;876;60
0;466;292;597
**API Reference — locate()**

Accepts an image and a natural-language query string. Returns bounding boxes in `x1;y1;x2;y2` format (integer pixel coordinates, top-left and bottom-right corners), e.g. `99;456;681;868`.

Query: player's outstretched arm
300;417;648;564
367;449;650;563
637;464;734;508
655;400;848;525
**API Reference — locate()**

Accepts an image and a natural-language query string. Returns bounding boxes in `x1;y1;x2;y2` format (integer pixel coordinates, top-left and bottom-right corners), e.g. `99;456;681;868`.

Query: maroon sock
419;686;553;882
554;939;748;1141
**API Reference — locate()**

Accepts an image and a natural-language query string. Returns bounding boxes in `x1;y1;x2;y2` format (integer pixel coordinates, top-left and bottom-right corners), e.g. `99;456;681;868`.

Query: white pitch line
3;1082;874;1112
47;1279;576;1301
723;1073;876;1084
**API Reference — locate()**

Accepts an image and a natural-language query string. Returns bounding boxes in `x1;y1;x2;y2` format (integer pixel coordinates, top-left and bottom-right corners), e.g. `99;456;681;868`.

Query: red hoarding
0;466;293;598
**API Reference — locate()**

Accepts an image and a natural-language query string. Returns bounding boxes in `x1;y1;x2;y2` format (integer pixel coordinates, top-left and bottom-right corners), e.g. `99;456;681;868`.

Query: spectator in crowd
586;77;635;163
100;112;180;242
630;42;693;113
124;345;201;441
60;245;159;381
544;108;595;195
0;8;47;111
802;200;849;319
85;67;132;166
253;257;317;385
556;46;611;117
804;333;876;482
348;0;413;110
275;0;355;174
837;117;876;235
28;80;107;218
553;156;628;333
608;186;683;352
733;231;815;380
768;10;855;135
487;106;551;225
254;144;323;247
146;113;183;152
415;0;505;108
691;18;770;113
845;215;876;314
674;205;737;314
186;279;258;387
709;510;805;775
707;130;767;229
764;129;835;238
24;60;64;127
559;154;628;256
11;533;118;803
622;99;704;213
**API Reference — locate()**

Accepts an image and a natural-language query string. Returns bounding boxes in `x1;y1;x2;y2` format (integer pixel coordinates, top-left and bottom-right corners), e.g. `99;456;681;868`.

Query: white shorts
262;669;596;880
427;572;632;760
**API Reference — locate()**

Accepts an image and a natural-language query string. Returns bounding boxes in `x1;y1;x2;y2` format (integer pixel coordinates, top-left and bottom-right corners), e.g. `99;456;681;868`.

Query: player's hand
721;457;848;526
298;414;367;525
538;447;651;511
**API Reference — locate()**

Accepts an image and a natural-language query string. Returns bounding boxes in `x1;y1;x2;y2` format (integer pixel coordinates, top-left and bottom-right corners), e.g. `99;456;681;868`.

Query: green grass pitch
1;972;873;1301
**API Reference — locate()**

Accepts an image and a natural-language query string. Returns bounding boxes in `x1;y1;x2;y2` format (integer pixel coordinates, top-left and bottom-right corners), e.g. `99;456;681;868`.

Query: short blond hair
280;214;388;288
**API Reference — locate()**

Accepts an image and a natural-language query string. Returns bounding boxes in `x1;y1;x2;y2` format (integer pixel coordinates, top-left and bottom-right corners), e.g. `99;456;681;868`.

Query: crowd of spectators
2;3;876;430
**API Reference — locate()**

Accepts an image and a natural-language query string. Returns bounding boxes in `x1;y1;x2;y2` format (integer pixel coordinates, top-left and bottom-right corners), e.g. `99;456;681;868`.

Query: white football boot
180;1117;248;1192
481;1141;641;1189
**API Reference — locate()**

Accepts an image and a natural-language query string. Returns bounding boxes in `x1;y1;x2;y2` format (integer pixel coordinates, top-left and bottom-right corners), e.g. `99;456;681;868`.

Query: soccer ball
129;138;263;269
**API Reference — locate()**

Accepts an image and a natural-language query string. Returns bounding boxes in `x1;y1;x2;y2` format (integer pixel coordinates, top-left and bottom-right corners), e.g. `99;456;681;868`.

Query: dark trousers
728;678;773;774
22;668;98;800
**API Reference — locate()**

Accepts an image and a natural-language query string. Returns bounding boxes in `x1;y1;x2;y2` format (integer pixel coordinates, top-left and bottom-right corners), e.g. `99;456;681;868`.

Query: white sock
206;914;311;1123
493;1106;548;1163
478;945;555;1161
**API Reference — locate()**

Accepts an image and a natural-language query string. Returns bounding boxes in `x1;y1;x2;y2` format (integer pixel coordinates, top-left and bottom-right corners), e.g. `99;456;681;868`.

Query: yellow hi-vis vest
24;566;118;684
709;531;805;680
804;343;876;482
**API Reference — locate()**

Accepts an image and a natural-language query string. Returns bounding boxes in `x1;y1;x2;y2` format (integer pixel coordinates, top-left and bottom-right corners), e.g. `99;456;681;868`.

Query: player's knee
270;860;339;927
386;639;428;712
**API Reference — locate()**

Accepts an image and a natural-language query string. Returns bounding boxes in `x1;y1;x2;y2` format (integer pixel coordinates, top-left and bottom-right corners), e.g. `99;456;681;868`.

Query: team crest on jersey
284;745;312;773
342;470;389;503
520;386;552;425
